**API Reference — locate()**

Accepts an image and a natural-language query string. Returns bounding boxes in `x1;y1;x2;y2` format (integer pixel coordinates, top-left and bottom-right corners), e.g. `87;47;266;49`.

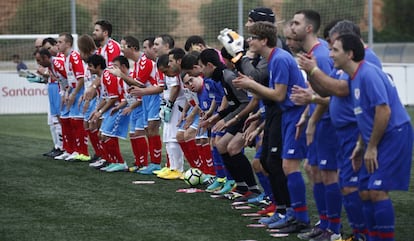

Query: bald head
35;38;43;49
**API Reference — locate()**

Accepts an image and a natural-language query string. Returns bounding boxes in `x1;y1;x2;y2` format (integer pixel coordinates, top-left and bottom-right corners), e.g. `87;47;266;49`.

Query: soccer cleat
93;160;108;169
215;179;236;194
257;203;276;216
156;167;171;178
233;191;259;203
138;163;161;175
89;154;101;163
43;148;56;157
223;191;244;200
268;208;296;229
153;166;168;175
275;219;311;234
128;165;141;173
336;234;366;241
160;170;183;180
105;163;128;172
50;149;64;158
100;163;115;171
89;159;106;167
54;151;71;160
309;230;341;241
297;227;325;240
201;174;215;185
258;212;284;225
205;177;225;192
247;192;265;204
75;154;91;162
65;151;79;161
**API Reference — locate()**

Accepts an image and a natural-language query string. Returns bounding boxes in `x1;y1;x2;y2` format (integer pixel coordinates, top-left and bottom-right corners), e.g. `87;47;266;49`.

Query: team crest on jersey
205;83;210;91
354;88;360;100
202;101;208;109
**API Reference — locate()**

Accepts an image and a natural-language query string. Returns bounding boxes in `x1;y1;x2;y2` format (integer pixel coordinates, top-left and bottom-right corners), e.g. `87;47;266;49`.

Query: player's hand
218;28;244;57
305;118;316;146
295;114;307;140
108;65;122;77
364;145;378;173
291;85;313;105
350;142;364;171
129;86;145;97
233;72;254;89
297;52;317;73
212;119;226;132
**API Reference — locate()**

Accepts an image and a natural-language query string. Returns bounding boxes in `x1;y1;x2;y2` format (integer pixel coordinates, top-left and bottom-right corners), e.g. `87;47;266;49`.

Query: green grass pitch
0;109;413;241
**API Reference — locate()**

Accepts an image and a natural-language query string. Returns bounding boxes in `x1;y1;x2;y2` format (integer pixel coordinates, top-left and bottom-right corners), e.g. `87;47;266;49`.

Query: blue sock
287;172;309;223
362;200;376;241
212;147;226;178
343;191;367;240
256;171;272;198
374;199;395;241
313;182;328;230
325;183;342;234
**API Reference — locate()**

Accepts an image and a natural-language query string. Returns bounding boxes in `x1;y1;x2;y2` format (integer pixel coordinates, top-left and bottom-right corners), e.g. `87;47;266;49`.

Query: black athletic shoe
43;148;56;157
277;219;311;234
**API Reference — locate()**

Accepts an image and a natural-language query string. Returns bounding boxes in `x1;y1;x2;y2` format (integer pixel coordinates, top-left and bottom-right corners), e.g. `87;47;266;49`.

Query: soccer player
294;20;385;241
56;33;90;162
89;55;130;172
199;48;261;199
92;19;121;67
76;34;105;166
330;33;412;241
289;10;342;240
108;36;150;172
232;22;310;233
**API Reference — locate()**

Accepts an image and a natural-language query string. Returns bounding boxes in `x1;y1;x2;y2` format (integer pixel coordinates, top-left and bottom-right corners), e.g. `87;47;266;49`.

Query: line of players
32;7;412;241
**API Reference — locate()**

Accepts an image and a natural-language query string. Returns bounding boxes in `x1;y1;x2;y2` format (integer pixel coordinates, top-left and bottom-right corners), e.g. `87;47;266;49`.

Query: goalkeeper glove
217;28;244;63
163;100;174;123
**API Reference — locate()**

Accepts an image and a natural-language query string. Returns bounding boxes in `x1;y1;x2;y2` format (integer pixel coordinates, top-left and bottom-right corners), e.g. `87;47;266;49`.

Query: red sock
131;136;148;167
201;143;215;175
179;141;195;168
88;129;102;157
71;118;89;156
60;118;74;153
103;137;124;164
186;139;202;169
148;135;162;164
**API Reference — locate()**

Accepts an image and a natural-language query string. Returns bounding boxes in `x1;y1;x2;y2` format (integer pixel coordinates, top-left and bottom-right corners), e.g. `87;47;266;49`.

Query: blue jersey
198;78;224;112
268;48;306;111
350;61;411;143
330;48;383;128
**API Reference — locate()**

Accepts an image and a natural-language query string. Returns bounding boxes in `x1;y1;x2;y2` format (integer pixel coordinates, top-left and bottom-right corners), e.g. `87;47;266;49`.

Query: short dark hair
157;54;169;69
42;37;57;46
168;48;185;61
59;32;74;46
184;35;206;51
336;34;365;62
86;54;107;69
323;19;342;40
181;52;200;70
295;9;321;33
199;48;221;67
249;21;278;48
113;55;129;69
38;48;52;58
157;34;175;49
95;20;113;37
123;36;140;50
143;36;155;47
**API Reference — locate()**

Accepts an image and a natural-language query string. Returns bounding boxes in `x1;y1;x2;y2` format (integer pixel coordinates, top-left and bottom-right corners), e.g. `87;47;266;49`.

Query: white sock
166;142;184;172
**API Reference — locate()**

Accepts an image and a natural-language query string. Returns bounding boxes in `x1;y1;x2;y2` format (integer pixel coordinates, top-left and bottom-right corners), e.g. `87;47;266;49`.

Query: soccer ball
183;168;203;186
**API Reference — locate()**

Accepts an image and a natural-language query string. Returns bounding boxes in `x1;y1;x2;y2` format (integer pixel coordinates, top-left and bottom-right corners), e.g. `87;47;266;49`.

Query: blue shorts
196;127;209;139
366;123;413;191
178;112;199;131
254;144;263;159
282;108;307;160
100;107;130;139
336;123;361;188
129;105;146;132
48;83;61;116
315;118;339;170
69;87;85;119
60;101;70;118
83;97;98;122
143;94;161;123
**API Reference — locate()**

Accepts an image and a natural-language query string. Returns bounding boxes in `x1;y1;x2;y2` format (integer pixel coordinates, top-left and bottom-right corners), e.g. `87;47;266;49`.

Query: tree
98;0;178;40
375;0;414;42
7;0;91;34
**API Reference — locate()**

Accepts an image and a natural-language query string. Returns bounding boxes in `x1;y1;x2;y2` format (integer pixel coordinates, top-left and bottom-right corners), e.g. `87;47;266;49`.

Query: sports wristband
311;94;316;103
310;66;319;76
